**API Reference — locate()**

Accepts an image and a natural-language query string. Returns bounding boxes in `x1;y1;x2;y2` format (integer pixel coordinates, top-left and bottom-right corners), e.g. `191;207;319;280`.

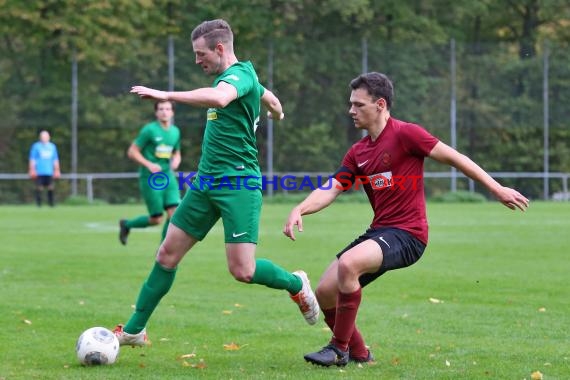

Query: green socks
125;215;151;229
123;259;301;334
124;261;177;334
250;258;302;294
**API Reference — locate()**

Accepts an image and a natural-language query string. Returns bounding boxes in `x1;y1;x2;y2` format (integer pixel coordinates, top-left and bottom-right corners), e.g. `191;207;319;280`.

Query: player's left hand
130;86;168;100
267;111;285;120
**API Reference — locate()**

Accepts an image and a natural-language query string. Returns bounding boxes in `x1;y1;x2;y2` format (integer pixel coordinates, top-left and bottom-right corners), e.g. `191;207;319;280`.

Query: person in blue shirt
28;130;61;207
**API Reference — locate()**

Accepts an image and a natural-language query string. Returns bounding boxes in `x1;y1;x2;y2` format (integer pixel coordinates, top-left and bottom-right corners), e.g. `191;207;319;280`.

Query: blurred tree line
0;0;569;203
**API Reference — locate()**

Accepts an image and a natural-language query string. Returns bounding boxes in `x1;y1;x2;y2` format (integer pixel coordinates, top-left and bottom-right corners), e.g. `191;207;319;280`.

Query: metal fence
1;38;569;204
1;171;568;205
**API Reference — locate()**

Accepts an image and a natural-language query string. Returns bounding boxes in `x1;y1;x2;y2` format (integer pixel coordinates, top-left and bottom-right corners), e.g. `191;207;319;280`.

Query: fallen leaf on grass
538;307;546;312
429;297;443;304
222;310;233;315
531;370;543;380
445;360;450;367
192;359;207;369
356;360;377;368
179;353;196;359
182;359;207;369
234;303;244;308
23;319;32;325
223;342;247;351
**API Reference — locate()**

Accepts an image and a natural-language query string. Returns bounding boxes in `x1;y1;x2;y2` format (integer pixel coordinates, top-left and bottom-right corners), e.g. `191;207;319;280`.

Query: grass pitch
0;201;568;379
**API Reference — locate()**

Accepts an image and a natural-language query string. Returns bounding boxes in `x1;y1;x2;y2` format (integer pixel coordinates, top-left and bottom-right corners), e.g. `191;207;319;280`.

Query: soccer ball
76;327;120;365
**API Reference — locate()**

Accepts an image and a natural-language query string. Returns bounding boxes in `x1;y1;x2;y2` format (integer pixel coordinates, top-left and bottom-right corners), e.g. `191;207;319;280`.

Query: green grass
0;201;568;379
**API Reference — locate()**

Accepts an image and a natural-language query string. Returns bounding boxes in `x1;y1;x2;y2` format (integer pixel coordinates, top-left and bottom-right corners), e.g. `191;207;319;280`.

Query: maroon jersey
336;117;439;244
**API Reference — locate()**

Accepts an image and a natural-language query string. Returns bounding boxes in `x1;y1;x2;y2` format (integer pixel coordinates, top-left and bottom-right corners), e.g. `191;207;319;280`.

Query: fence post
361;36;368;138
450;38;457;193
86;175;94;203
71;47;78;196
266;40;275;197
543;41;550;200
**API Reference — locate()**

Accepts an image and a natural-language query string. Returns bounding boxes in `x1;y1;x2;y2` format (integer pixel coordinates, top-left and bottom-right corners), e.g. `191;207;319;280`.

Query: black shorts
36;175;53;187
336;227;426;288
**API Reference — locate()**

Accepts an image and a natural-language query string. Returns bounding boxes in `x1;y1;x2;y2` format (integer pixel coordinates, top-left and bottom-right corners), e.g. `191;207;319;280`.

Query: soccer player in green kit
119;100;181;245
113;19;319;348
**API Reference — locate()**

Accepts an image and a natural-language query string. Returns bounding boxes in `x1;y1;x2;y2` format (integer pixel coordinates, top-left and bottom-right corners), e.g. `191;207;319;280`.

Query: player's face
192;37;222;75
349;88;382;129
155;103;173;124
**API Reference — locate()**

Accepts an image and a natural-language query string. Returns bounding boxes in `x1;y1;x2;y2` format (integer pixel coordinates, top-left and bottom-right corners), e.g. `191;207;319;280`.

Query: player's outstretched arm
130;82;238;109
283;178;343;241
261;87;285;121
429;141;529;211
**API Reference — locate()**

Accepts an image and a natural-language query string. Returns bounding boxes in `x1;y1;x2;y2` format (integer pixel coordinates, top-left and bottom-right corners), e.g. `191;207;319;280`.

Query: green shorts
140;172;181;217
171;179;262;243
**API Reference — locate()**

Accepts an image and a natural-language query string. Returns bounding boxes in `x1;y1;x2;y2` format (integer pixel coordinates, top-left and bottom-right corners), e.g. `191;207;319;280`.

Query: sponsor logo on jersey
367;171;393;189
207;109;218;120
155;144;174;159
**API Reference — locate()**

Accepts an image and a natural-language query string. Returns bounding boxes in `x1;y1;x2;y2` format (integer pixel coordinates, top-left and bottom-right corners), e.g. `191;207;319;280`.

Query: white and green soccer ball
76;327;119;365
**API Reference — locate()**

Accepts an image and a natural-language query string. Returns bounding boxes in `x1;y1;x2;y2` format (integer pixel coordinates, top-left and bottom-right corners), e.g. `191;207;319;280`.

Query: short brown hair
191;19;233;50
350;72;394;110
154;100;175;111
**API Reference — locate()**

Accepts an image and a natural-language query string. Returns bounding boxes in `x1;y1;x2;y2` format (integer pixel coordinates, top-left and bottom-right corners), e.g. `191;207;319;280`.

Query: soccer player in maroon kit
283;72;529;367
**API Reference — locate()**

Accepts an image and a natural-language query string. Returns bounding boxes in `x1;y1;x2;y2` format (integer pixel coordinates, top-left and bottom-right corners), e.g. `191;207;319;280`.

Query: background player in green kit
119;100;181;245
113;19;319;349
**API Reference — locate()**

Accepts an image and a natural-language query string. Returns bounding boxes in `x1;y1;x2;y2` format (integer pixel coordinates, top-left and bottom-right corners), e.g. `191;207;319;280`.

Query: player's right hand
147;163;162;173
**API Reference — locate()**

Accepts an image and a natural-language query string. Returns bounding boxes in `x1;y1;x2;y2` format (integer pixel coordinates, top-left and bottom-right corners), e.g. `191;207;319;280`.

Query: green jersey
198;61;265;181
134;121;181;176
